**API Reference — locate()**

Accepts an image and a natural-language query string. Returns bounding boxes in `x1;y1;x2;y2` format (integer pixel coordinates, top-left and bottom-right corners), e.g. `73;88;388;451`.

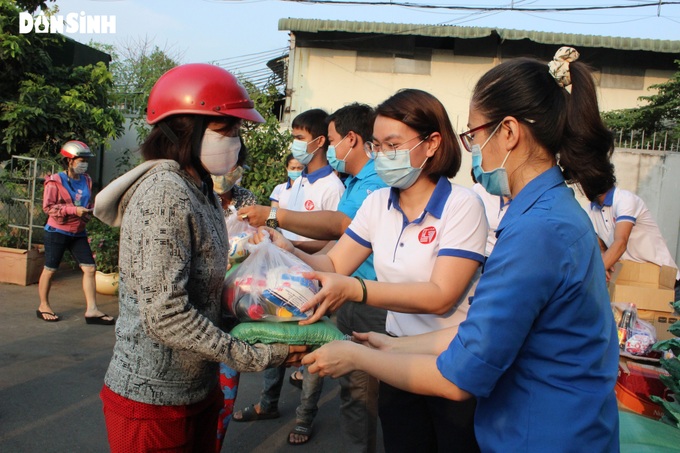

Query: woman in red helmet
93;64;306;453
36;141;115;325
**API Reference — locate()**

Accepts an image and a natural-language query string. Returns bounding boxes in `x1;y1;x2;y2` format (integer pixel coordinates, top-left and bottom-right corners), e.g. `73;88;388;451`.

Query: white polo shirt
285;165;345;241
587;187;679;279
270;180;293;207
472;183;510;257
345;176;488;336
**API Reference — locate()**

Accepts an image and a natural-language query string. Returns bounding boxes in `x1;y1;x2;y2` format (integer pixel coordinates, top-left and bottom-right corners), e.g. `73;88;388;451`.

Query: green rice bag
229;317;346;346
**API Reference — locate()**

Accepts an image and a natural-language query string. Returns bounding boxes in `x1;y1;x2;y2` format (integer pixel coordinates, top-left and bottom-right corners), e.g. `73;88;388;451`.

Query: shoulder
613;188;642;205
132;168;199;207
232;185;257;207
44;172;64;185
448;183;484;210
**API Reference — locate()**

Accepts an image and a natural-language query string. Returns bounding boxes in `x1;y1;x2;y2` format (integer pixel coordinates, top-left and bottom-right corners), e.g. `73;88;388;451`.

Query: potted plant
87;217;120;295
0;159;47;286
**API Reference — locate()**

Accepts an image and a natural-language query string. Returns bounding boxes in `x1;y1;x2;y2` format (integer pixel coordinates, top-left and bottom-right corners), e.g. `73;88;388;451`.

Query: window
356;49;431;75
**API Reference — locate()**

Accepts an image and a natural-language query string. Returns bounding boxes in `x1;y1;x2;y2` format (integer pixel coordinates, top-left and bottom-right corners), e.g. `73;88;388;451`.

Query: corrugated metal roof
278;18;680;54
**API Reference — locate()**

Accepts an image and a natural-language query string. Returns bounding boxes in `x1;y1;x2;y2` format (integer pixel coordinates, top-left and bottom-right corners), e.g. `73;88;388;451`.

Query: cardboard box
0;246;45;286
638;309;679;342
616;358;671;420
610;284;676;312
613;260;677;290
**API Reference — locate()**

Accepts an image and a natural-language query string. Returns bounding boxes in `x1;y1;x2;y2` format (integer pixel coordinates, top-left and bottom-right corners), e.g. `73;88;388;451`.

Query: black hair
292;109;329;151
471;55;615;201
326;103;376;143
284;153;295;166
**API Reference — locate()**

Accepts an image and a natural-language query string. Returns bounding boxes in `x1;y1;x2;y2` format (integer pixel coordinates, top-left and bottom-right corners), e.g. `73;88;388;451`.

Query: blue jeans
260;365;324;427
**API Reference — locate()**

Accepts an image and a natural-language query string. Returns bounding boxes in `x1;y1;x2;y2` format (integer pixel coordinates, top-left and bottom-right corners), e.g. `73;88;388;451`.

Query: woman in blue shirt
302;47;620;452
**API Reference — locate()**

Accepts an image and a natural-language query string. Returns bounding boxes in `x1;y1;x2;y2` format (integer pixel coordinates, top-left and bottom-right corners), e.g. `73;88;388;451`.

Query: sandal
85;314;115;325
288;423;313;445
289;370;303;389
232;404;280;423
36;310;59;322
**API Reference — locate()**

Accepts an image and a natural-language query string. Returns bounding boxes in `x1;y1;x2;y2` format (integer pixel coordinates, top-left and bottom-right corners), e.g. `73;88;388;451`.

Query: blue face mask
327;136;351;174
374;139;427;189
470;123;511;197
290;138;320;166
287;170;302;181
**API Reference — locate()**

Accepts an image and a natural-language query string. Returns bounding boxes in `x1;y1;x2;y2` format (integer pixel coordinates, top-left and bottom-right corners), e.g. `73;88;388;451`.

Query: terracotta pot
95;271;119;295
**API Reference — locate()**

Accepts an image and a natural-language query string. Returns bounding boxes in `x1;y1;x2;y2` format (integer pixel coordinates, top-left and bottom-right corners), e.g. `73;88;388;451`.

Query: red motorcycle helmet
60;140;95;159
146;64;265;125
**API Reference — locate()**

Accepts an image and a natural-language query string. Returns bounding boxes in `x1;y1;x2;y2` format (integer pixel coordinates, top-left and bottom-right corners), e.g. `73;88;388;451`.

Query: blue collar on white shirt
387;175;452;220
302;164;334;184
590;187;615;210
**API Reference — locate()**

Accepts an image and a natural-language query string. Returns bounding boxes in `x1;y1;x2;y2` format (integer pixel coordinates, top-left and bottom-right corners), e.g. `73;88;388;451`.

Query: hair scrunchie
548;47;580;88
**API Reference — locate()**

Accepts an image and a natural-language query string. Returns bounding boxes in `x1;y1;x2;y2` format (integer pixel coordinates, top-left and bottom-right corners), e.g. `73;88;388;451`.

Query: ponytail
559;61;616;201
472;48;616;201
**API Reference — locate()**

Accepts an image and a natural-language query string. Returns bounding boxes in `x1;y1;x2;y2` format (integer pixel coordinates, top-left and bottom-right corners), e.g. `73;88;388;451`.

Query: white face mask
73;162;88;174
200;129;241;176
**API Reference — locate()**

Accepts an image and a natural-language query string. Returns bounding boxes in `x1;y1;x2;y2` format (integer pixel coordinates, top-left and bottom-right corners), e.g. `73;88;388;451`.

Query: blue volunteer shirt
437;166;620;452
337;159;387;281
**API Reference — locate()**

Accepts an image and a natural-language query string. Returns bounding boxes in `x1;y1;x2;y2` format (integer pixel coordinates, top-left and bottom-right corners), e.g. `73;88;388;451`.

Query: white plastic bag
225;207;257;264
223;234;319;322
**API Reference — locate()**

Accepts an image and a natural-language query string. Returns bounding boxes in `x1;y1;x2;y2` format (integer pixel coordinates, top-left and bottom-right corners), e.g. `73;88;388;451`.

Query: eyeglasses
363;135;426;160
459;121;498;152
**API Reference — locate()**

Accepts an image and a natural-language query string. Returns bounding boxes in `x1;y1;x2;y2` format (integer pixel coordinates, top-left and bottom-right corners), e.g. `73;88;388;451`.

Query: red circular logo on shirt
418;226;437;244
304;200;315;211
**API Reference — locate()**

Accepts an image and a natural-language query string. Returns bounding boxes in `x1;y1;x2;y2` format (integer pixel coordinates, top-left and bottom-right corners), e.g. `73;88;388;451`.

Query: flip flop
85;314;115;325
288;423;313;445
36;310;59;322
289;370;303;389
232;404;280;422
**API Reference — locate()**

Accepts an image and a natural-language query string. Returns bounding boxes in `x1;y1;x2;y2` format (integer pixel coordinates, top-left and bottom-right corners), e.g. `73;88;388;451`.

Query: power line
274;0;680;12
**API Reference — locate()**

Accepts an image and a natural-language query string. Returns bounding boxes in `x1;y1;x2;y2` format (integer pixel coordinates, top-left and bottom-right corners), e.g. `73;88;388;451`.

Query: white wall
611;149;680;263
100;116;142;185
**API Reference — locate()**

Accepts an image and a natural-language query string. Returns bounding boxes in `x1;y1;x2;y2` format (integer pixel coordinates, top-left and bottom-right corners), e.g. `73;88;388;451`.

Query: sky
37;0;680;72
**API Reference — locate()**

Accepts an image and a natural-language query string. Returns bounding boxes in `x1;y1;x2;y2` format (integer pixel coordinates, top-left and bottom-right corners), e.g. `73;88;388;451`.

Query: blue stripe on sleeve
345;228;372;249
616;215;636;224
438;248;485;263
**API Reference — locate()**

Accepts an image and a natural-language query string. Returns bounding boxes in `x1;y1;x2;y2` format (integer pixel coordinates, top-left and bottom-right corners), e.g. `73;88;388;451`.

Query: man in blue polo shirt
239;103;387;452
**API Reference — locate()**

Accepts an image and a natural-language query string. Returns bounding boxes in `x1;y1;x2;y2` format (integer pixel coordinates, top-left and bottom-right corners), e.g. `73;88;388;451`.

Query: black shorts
43;230;95;270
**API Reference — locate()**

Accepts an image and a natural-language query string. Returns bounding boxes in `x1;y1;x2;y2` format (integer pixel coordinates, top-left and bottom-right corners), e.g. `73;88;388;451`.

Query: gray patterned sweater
94;160;288;406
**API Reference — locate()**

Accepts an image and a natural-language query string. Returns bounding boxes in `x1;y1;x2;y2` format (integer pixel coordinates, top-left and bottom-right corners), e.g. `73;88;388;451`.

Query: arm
601;221;633;270
293;239;331;254
238;205;352;240
302;341;472;401
300;254;480;324
43;180;84;221
353;326;459;355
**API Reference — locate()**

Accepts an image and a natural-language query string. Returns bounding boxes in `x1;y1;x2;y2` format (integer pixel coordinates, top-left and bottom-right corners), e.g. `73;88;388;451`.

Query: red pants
101;384;223;453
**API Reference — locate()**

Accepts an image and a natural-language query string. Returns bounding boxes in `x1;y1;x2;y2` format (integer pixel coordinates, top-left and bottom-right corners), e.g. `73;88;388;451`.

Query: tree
602;59;680;144
240;82;292;205
89;37;182;143
0;0;124;162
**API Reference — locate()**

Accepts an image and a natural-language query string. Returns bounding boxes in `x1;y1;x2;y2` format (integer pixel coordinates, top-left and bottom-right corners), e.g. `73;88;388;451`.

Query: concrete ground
0;268;383;452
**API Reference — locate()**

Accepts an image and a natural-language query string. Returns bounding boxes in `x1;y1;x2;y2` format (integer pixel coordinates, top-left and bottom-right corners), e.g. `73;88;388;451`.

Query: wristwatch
266;207;279;229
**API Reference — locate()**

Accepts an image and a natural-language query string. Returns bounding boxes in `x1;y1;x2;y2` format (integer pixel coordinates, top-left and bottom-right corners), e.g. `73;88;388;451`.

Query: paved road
0;269;383;452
